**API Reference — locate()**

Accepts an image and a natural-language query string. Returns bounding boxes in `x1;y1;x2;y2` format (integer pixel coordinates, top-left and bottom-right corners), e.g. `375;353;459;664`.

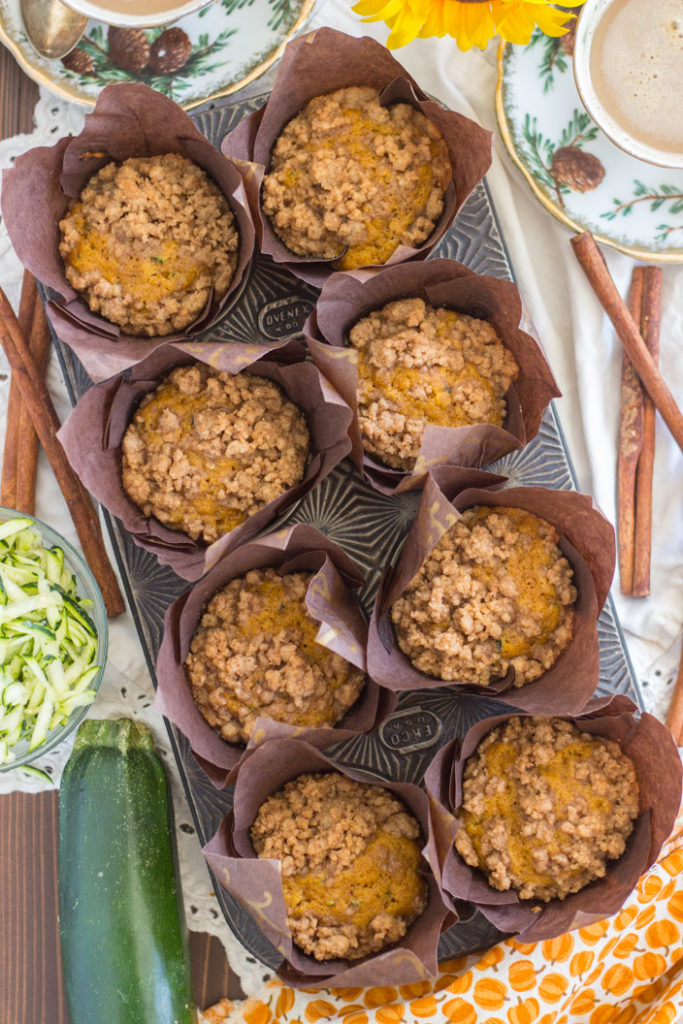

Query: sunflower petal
496;3;537;45
352;0;392;15
351;0;584;49
463;0;495;49
386;1;424;47
354;0;406;21
442;1;472;48
534;7;577;36
418;0;447;38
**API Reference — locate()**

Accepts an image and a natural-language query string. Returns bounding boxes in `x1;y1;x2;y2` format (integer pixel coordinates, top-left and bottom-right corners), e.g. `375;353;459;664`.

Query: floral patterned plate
0;0;315;109
496;27;683;263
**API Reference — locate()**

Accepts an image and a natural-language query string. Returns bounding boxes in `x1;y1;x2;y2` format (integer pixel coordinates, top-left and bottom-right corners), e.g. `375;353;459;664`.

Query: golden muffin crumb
121;363;309;543
261;86;451;270
349;297;519;470
390;506;577;686
455;716;640;901
59;153;239;336
186;569;365;744
250;772;427;961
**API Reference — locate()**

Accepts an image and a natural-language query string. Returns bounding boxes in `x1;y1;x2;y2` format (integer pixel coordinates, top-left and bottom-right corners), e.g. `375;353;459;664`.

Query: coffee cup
573;0;683;169
61;0;210;28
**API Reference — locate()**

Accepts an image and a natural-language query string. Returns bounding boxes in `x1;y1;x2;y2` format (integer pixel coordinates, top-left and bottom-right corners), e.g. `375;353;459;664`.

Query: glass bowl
0;508;108;772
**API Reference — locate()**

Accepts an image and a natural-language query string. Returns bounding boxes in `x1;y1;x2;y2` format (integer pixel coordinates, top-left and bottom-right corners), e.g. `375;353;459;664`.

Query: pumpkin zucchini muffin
59;153;239;336
349;297;519;470
250;771;427;960
185;569;365;744
261;86;451;271
121;363;309;544
390;506;577;686
455;716;640;902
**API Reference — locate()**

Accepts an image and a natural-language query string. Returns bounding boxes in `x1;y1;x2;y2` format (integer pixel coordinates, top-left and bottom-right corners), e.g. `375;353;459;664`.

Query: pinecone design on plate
61;48;94;74
150;28;193;74
551;147;605;193
108;27;151;74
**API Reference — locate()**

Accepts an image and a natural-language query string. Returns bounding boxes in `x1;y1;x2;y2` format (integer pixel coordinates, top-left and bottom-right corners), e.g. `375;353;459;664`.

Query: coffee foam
590;0;683;154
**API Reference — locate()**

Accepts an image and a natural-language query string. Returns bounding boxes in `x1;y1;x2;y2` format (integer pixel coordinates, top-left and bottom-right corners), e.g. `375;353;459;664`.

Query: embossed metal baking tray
51;92;642;970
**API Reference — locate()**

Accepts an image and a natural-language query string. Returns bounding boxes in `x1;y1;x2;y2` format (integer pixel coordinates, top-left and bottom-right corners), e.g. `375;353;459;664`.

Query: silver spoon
20;0;88;60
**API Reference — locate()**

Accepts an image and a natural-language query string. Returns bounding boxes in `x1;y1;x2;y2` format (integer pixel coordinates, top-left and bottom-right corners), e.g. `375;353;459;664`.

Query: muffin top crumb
59;153;239;337
349;297;519;470
390;505;577;686
185;568;365;744
261;86;451;271
251;771;427;960
455;716;640;901
121;363;309;544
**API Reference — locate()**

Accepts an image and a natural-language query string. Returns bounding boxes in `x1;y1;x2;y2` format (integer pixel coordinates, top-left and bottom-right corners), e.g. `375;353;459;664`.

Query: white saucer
496;30;683;263
0;0;315;109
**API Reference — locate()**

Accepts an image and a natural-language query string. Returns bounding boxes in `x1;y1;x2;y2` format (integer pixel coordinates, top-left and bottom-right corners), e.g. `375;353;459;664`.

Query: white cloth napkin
0;0;681;993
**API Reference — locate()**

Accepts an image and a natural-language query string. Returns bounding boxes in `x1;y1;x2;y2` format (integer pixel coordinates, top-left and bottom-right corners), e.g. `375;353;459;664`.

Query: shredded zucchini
0;518;101;765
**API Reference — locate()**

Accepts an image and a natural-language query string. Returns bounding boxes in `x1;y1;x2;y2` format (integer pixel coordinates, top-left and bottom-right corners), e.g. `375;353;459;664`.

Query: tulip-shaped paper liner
1;82;259;382
221;27;492;286
368;467;615;713
203;738;449;986
423;696;683;942
57;343;352;580
154;523;395;786
305;260;560;493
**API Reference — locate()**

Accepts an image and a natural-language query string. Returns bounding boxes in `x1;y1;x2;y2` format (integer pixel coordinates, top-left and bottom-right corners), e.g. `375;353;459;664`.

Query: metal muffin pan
50;92;641;970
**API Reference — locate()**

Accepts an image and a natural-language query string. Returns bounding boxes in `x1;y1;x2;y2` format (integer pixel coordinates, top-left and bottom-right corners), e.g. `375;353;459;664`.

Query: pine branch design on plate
557;109;600;150
220;0;296;29
654;224;683;242
602;180;683;243
220;0;253;14
526;29;570;94
520;114;556;192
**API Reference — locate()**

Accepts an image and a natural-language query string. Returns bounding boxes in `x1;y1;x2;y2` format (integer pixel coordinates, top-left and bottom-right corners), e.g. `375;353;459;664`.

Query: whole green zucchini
58;718;196;1024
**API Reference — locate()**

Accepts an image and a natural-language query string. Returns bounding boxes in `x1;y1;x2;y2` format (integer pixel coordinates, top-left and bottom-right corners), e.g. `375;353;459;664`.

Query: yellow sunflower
352;0;584;50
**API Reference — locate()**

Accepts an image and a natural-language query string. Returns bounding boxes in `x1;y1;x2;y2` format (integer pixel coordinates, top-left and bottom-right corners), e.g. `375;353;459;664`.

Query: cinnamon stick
617;268;644;596
15;291;52;516
665;644;683;746
631;267;662;597
1;271;37;508
571;232;683;454
0;286;125;618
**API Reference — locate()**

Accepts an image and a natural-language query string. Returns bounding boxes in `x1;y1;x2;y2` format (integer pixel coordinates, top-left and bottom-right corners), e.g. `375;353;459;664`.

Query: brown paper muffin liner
203;738;449;986
154;523;396;786
305;260;560;494
56;342;352;580
367;466;615;713
221;27;493;286
1;82;259;383
423;696;683;942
